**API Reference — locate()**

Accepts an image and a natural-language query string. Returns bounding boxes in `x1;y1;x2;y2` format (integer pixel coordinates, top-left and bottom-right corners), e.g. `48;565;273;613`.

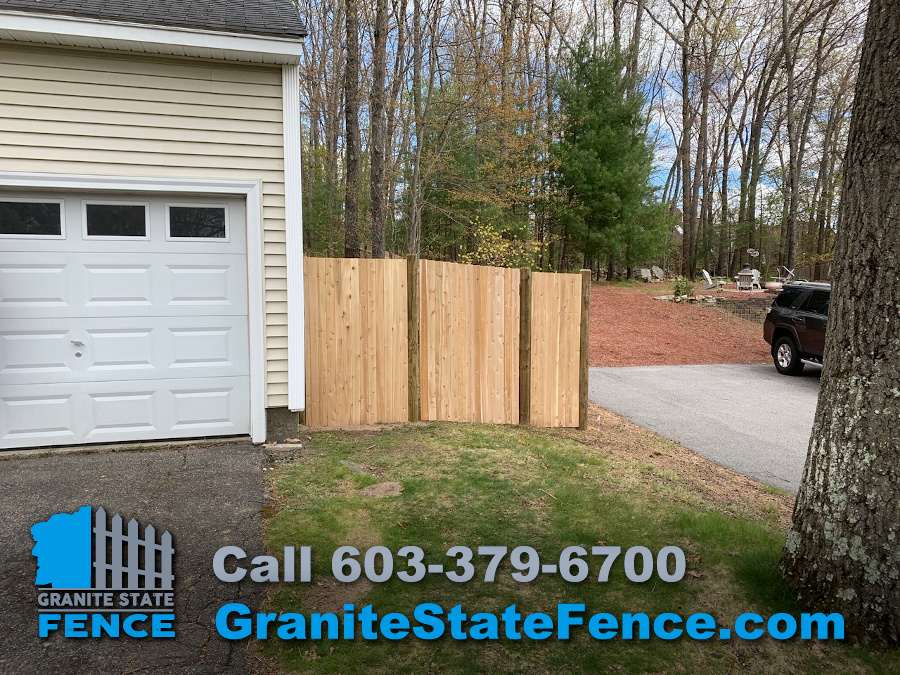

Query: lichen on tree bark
780;0;900;642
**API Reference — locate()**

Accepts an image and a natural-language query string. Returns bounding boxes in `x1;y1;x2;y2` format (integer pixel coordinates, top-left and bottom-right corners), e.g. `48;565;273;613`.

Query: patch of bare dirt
359;481;404;498
302;576;374;614
575;404;794;527
590;283;771;367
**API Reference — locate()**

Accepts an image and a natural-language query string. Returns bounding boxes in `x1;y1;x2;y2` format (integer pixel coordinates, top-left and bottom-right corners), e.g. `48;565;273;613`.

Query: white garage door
0;192;251;449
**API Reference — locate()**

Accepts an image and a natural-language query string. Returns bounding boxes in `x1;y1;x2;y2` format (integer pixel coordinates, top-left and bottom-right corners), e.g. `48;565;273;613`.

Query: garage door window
0;200;63;237
84;203;148;238
168;206;228;240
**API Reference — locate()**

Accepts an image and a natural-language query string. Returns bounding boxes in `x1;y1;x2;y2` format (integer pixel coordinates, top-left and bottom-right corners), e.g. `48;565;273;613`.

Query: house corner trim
282;63;306;413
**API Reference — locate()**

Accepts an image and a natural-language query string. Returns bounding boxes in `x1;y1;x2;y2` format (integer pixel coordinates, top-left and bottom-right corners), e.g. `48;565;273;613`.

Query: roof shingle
0;0;306;38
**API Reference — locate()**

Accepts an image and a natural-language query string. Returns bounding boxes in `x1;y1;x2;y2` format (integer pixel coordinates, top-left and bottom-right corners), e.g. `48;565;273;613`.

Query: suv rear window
774;287;805;308
805;290;830;315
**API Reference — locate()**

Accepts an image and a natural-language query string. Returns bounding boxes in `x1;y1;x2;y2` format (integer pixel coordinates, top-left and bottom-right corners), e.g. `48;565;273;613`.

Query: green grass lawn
258;422;899;674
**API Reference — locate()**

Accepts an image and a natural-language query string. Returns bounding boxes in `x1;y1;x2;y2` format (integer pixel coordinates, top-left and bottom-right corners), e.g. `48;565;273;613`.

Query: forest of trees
296;0;865;280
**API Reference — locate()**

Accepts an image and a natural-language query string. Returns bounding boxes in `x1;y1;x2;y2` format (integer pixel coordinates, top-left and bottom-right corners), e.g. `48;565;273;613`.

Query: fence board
530;272;582;428
419;260;520;424
303;257;408;426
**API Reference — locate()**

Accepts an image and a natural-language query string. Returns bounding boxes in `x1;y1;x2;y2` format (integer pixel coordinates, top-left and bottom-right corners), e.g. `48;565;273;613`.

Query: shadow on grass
732;546;799;615
673;510;798;614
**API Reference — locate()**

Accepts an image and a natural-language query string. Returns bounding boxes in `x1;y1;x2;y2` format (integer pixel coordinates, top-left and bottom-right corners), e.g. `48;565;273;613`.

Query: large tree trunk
343;0;361;258
719;117;733;276
738;53;779;256
781;0;799;270
408;0;424;256
369;0;388;259
612;0;623;53
692;58;710;276
781;0;900;641
680;41;694;277
625;0;644;86
811;98;839;281
384;0;408;255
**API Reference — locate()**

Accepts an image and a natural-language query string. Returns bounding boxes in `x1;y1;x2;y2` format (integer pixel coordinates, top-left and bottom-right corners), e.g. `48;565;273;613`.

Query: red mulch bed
589;283;772;367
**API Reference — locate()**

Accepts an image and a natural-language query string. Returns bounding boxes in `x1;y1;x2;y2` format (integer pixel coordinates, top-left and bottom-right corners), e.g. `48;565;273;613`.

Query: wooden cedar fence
304;256;590;429
303;258;408;426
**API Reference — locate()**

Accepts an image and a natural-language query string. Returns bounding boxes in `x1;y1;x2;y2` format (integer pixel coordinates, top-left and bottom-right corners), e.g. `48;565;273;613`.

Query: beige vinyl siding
0;42;291;408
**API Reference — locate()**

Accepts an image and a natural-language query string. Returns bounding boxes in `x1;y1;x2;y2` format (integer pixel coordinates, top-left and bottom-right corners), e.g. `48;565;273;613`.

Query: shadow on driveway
0;445;266;674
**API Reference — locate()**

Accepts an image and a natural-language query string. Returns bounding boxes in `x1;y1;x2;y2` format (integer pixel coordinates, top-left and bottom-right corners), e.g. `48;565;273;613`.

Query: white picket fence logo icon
93;507;174;591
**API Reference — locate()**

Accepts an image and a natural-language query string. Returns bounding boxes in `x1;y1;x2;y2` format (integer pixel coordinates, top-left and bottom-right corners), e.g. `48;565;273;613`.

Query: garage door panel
0;393;78;446
87;390;158;437
0;377;250;449
0;263;71;310
167;264;236;307
169;326;236;370
0;192;251;449
79;378;250;444
1;317;248;385
86;327;155;373
84;263;153;308
170;385;244;432
0;328;77;378
0;252;248;319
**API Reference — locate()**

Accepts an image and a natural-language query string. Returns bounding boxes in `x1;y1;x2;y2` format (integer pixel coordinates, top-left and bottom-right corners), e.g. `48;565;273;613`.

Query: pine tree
552;39;661;273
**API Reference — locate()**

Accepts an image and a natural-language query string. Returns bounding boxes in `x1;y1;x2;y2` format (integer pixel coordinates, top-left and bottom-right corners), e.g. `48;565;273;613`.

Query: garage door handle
71;340;84;346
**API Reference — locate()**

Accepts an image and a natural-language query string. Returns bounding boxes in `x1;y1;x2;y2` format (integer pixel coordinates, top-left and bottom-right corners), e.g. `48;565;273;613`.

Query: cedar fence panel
419;260;520;424
303;257;408;426
303;257;585;429
529;271;582;428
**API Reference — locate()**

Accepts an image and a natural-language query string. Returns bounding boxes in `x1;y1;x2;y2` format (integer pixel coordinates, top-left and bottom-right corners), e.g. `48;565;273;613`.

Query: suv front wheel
774;336;804;375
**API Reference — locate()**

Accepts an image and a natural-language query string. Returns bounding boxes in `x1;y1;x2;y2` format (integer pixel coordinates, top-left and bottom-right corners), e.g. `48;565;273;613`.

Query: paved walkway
589;364;822;493
0;445;266;674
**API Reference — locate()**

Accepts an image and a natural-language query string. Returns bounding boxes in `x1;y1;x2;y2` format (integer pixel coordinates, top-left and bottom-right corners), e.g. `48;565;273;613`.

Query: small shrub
673;278;694;299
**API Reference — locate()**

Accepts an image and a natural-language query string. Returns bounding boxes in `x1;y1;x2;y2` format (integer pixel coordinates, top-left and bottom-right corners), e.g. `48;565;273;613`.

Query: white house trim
0;171;268;443
0;10;304;64
282;64;306;413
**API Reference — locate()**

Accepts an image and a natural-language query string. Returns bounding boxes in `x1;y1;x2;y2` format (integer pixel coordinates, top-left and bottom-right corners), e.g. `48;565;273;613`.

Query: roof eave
0;9;304;65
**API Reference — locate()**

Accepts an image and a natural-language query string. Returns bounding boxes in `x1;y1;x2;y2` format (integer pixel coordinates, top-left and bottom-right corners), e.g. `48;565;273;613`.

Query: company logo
32;506;176;638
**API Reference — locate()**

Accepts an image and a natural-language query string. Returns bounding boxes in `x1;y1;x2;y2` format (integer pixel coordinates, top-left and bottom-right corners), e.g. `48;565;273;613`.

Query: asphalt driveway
0;444;267;674
589;364;822;493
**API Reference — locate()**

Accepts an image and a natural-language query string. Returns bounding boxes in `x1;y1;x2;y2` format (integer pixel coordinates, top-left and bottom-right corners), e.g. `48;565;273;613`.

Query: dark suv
763;282;830;375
